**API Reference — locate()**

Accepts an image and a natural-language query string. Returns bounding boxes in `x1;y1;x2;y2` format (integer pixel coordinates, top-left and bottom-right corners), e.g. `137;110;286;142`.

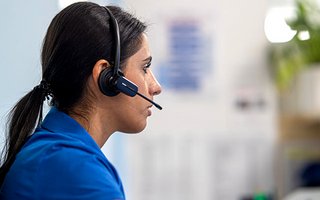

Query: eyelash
143;62;151;73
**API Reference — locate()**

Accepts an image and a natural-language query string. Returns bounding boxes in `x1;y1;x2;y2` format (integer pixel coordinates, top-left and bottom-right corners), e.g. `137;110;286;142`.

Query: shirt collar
39;107;101;150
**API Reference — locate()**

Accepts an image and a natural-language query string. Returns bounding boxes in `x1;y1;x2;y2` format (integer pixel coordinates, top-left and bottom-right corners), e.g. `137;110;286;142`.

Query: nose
149;71;162;96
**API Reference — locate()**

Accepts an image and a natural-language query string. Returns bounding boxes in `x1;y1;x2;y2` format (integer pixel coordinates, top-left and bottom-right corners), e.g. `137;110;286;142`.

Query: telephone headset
99;7;162;110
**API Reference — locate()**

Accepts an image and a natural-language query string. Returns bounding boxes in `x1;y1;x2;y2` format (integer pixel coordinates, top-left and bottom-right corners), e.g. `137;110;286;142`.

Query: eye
143;62;151;73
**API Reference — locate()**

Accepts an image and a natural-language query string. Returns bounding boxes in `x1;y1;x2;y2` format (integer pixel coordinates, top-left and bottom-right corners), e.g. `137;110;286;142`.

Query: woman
0;2;161;199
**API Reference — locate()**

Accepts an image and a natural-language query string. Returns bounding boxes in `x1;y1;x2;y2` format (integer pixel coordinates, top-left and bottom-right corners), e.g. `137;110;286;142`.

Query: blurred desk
283;187;320;200
277;115;320;199
279;115;320;141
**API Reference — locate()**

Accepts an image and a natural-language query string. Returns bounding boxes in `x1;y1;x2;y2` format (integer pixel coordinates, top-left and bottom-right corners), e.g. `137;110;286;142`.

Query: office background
1;0;319;199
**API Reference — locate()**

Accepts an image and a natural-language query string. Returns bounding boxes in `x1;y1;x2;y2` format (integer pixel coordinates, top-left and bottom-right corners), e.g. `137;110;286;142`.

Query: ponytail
0;81;52;184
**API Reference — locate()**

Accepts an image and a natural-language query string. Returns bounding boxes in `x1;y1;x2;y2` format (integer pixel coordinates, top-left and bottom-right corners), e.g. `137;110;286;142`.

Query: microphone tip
155;104;162;110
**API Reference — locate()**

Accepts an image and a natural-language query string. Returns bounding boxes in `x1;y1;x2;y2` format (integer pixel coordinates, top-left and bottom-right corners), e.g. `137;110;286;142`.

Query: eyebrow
142;56;152;63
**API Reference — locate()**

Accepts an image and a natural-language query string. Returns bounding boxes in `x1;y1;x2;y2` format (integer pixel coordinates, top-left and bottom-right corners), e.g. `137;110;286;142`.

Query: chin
121;121;147;134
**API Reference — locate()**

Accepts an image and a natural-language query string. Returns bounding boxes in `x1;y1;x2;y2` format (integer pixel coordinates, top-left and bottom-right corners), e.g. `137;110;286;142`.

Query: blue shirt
0;107;125;200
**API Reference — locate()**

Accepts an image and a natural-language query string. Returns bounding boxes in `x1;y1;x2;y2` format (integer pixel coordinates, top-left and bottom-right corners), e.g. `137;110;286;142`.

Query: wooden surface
279;115;320;141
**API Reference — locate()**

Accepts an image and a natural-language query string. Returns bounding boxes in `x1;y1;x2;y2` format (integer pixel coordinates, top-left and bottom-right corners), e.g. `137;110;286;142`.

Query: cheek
134;75;150;95
130;75;146;90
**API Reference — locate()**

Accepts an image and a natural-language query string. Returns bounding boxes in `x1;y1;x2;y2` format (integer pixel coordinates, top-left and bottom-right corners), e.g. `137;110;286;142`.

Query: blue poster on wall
159;19;213;92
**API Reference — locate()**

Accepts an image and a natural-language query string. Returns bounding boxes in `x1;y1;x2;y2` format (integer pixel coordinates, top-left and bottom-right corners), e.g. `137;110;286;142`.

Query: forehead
129;34;150;61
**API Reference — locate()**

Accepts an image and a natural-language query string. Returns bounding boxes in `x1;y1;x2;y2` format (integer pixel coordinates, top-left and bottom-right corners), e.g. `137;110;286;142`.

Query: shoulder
4;137;125;200
34;144;125;199
35;142;125;199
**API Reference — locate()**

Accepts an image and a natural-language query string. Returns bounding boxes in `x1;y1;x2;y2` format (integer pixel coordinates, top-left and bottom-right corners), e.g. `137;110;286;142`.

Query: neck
69;108;114;148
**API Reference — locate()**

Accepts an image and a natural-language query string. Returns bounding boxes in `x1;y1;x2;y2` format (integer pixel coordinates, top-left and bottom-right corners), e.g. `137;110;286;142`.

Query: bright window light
58;0;88;9
264;7;297;43
298;30;310;41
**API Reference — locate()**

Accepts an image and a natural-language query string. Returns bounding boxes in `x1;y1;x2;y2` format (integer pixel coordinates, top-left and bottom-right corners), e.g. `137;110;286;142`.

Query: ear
92;59;110;84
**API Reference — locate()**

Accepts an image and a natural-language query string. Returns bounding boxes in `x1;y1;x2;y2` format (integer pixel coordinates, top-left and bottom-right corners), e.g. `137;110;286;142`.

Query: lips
147;105;152;116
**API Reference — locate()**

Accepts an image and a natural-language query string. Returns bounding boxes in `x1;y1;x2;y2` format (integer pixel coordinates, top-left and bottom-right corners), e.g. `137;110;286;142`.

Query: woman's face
112;34;162;133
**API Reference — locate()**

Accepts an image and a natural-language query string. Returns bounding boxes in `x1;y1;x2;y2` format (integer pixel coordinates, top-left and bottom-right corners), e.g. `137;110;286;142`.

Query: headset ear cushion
98;68;120;97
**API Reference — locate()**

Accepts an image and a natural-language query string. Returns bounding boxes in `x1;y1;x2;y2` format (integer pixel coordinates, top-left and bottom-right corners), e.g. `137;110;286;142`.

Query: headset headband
103;6;121;77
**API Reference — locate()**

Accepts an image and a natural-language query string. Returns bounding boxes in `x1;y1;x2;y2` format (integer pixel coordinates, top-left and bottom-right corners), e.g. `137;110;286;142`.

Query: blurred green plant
269;0;320;90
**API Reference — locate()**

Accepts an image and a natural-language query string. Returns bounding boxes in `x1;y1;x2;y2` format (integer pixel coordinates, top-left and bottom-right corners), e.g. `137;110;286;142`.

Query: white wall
115;0;278;199
0;0;58;146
